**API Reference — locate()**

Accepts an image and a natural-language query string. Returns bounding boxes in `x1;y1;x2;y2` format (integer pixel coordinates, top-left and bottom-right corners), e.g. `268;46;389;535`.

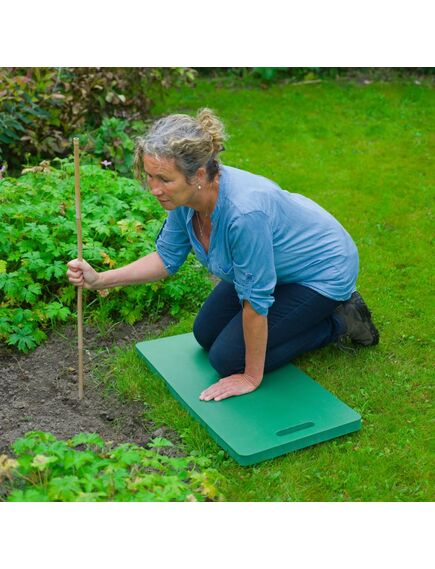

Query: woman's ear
195;166;207;185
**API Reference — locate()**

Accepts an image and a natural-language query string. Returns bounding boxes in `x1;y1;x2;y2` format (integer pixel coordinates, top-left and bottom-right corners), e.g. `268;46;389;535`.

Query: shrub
194;67;435;83
0;160;213;352
0;67;197;174
194;67;338;81
0;431;224;502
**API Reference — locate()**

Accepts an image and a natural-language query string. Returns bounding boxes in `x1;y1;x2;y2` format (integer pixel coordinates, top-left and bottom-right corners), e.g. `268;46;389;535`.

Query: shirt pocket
214;263;234;282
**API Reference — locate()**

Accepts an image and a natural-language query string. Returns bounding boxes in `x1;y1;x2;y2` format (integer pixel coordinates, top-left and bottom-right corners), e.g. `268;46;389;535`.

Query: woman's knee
208;342;244;377
192;313;212;351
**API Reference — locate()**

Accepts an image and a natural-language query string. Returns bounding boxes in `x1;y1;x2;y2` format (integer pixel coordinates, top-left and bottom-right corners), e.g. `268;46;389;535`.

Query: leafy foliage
195;67;339;82
253;67;292;81
0;161;213;351
78;117;143;178
195;67;435;85
0;67;197;173
0;431;224;502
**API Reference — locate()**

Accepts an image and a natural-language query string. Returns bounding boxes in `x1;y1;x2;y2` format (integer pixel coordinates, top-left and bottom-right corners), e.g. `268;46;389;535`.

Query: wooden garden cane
73;138;84;400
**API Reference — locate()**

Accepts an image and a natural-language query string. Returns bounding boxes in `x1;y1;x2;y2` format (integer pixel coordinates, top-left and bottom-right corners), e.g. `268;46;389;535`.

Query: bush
194;67;340;81
0;160;213;352
0;67;197;174
0;431;224;502
194;67;435;83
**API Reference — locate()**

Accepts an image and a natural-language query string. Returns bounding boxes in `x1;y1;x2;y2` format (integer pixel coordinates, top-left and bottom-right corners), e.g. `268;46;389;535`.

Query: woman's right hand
66;259;101;289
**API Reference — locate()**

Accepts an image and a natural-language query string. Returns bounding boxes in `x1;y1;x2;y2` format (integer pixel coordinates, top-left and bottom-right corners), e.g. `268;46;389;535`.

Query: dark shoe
335;291;380;347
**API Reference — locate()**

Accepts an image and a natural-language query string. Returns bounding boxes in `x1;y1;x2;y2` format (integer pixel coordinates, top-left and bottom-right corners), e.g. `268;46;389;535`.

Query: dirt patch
0;315;181;454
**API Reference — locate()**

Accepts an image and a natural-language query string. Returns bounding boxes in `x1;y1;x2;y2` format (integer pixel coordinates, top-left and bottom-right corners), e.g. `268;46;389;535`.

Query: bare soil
0;315;181;454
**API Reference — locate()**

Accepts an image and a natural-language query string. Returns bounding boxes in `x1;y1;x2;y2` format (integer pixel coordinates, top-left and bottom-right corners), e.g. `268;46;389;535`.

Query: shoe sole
351;292;380;346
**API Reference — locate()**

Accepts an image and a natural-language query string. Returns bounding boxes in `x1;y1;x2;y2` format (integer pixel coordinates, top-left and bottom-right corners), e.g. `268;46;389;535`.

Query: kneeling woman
67;108;379;402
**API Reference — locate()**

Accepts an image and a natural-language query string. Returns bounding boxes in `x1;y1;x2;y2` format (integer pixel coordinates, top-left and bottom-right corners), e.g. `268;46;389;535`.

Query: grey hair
134;108;227;183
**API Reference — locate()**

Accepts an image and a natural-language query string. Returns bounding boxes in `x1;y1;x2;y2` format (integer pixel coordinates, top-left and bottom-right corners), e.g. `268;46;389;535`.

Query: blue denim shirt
155;165;359;316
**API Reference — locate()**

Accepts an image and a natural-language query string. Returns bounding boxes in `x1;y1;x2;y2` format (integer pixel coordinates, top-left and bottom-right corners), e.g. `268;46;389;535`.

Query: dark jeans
193;281;347;377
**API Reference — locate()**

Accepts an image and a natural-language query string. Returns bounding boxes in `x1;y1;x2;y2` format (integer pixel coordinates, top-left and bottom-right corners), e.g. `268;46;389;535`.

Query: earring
197;185;202;190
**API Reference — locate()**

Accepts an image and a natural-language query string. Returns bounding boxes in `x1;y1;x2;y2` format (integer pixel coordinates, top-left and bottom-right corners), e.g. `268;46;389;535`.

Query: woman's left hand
199;373;261;402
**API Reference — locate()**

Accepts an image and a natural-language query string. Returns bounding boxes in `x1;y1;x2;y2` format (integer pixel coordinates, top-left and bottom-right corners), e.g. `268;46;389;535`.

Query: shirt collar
211;167;226;222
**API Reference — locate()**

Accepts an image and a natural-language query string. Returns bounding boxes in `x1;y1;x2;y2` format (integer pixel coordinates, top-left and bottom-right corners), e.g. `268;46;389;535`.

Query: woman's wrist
93;270;113;289
242;372;263;387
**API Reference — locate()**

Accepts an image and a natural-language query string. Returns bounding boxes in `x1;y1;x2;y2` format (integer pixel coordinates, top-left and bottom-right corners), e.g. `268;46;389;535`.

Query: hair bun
196;108;227;155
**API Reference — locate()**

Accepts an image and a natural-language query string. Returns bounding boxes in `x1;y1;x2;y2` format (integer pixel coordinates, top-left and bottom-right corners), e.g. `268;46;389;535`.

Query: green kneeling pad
136;333;361;466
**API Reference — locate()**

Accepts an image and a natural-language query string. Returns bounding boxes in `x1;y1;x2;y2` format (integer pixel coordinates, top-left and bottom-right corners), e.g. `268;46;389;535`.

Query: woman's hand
199;373;262;402
66;259;101;289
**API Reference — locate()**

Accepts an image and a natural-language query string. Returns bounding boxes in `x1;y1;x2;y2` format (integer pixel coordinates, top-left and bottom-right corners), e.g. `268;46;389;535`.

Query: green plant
0;68;67;170
83;117;138;178
0;67;197;174
0;161;213;351
196;67;334;83
0;431;224;502
253;67;290;81
194;67;435;87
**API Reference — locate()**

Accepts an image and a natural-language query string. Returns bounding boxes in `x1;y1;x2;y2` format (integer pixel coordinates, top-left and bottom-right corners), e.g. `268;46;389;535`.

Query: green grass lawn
100;77;434;501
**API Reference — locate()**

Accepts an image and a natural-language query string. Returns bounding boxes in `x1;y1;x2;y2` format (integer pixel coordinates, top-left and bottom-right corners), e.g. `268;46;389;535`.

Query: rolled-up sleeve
229;211;277;316
155;210;192;275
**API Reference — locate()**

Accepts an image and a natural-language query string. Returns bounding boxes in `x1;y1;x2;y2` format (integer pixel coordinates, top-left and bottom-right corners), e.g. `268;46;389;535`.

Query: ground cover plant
0;159;213;352
99;75;433;501
0;431;223;502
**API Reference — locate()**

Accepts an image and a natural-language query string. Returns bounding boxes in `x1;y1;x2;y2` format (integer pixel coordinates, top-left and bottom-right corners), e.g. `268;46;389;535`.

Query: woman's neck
195;176;219;219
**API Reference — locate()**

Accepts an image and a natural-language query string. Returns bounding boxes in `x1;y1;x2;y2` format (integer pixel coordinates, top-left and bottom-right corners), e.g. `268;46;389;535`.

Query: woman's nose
149;179;163;196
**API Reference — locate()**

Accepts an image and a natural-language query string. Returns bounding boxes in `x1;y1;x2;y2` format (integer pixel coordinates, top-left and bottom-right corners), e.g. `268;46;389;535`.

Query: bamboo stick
73;138;84;400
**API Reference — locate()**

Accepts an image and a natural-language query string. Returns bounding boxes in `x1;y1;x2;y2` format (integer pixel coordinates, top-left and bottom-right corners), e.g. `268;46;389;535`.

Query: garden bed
0;315;180;454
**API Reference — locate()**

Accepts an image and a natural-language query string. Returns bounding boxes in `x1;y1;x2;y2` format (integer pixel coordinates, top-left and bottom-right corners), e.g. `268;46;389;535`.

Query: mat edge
135;343;362;466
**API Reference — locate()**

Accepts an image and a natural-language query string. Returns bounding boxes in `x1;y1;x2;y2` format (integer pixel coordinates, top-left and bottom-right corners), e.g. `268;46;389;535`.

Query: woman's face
143;154;198;210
